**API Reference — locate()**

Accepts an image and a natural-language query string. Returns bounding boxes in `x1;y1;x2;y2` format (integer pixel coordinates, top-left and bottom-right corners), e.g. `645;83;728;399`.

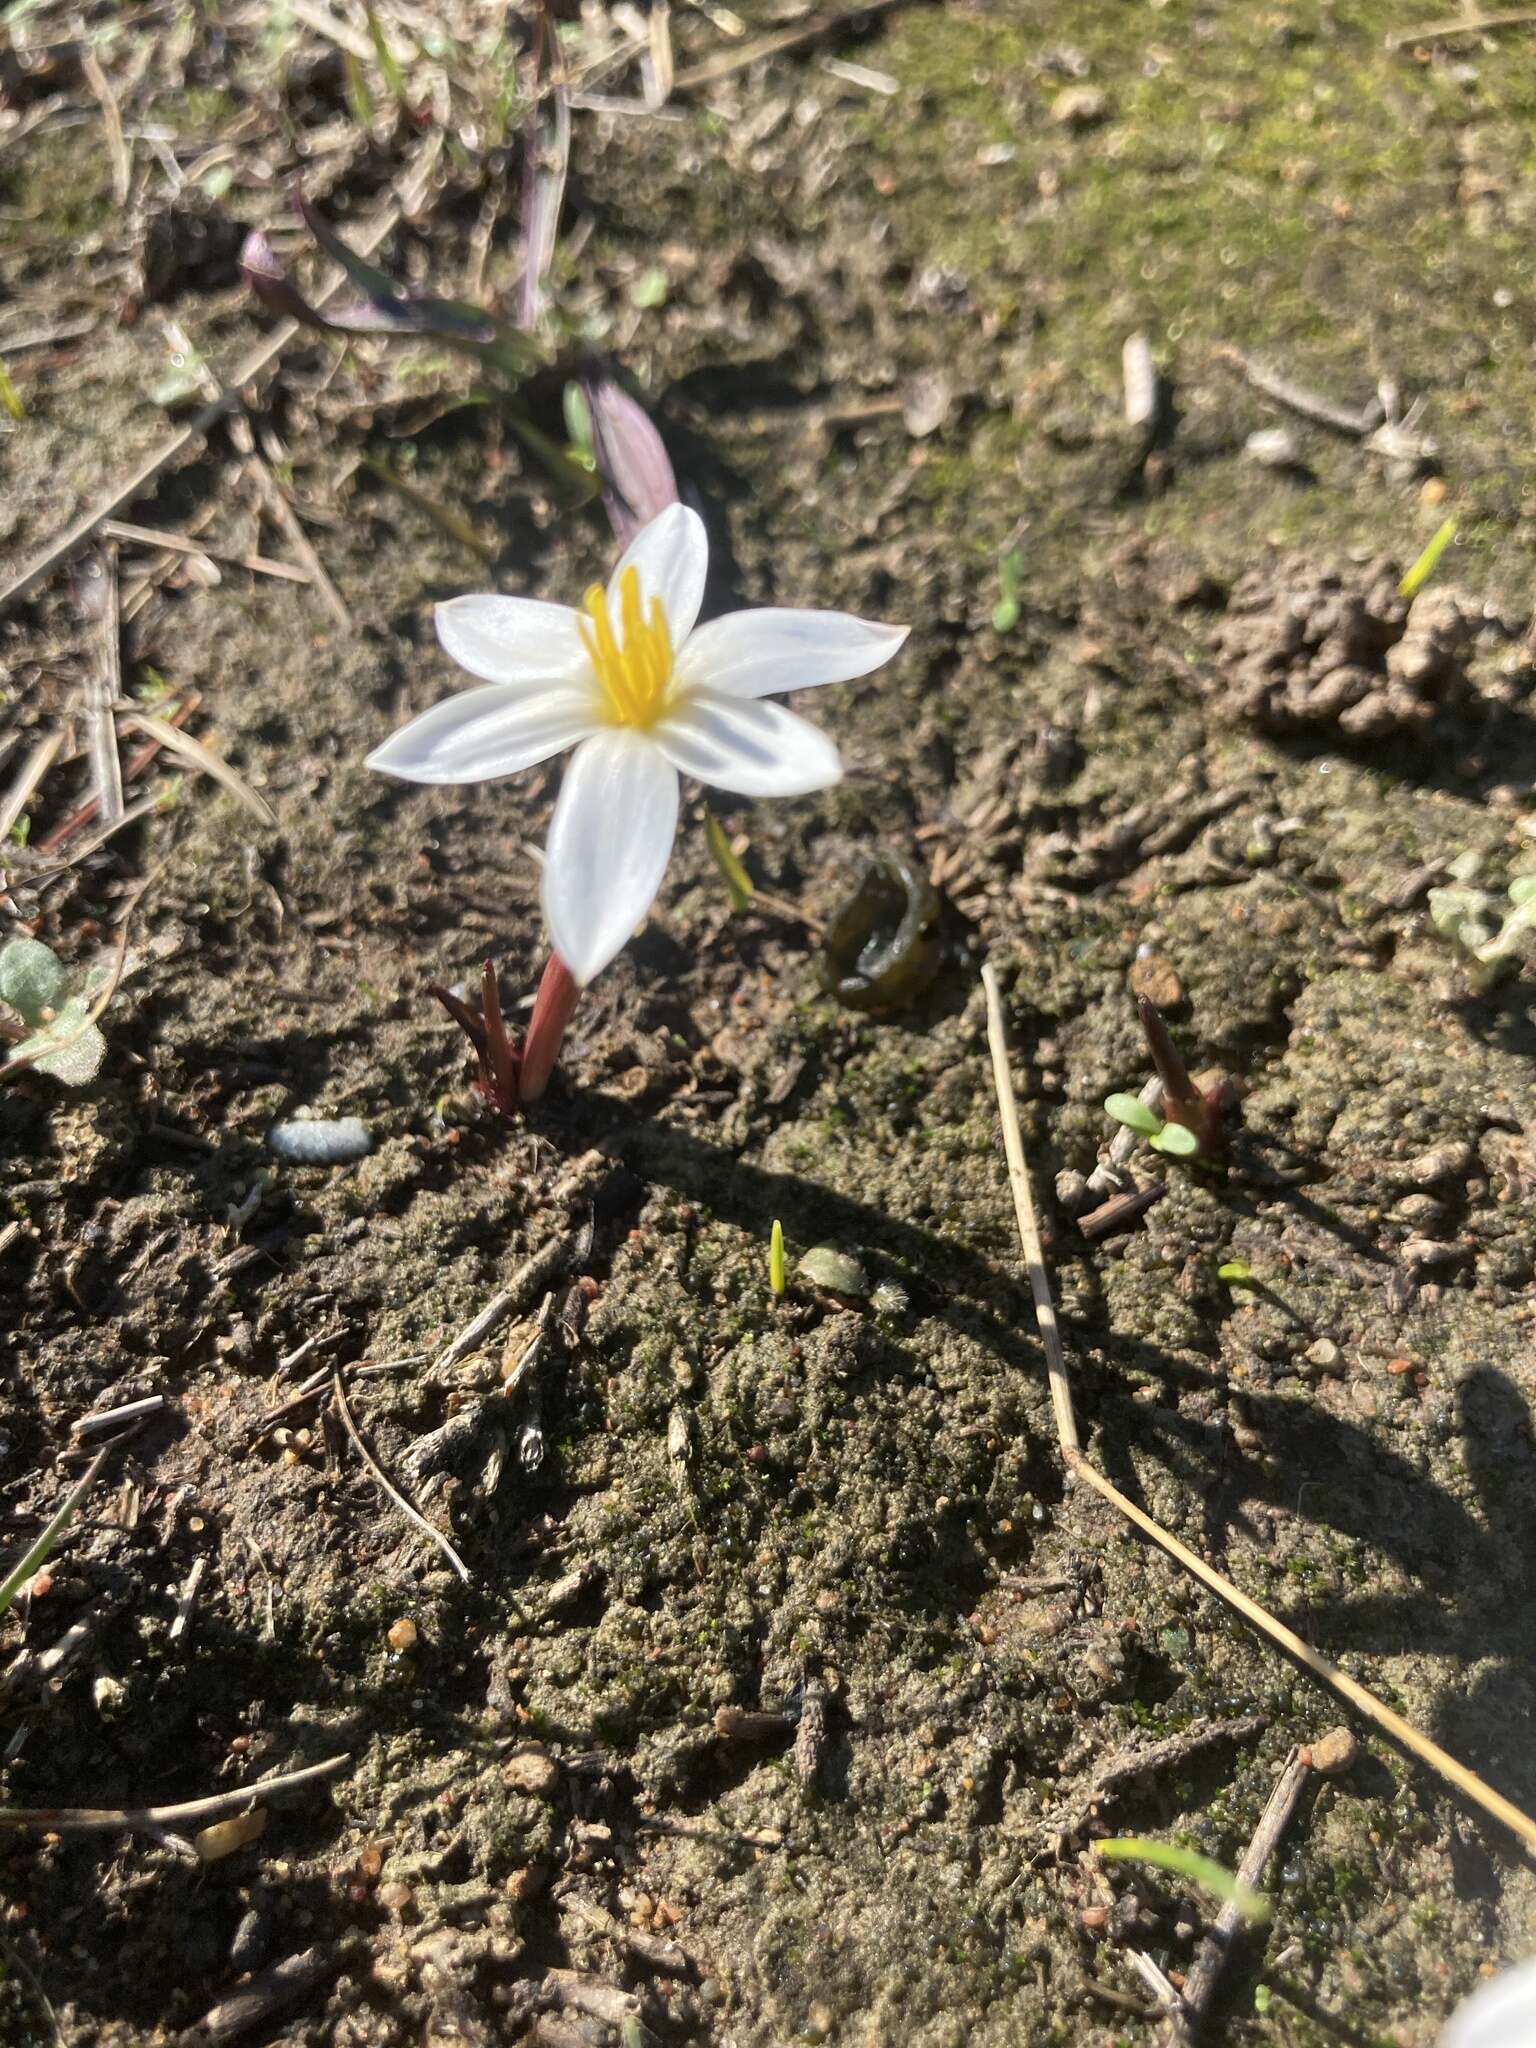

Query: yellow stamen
577;566;675;730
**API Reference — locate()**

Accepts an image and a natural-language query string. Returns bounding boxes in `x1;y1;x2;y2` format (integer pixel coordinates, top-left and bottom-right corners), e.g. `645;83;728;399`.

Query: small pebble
503;1746;561;1799
1402;1139;1474;1190
386;1618;418;1654
1308;1726;1358;1776
1055;1169;1093;1215
267;1117;372;1165
1244;426;1304;470
1402;1236;1467;1269
93;1674;129;1716
1052;85;1108;129
228;1907;270;1971
1129;950;1184;1010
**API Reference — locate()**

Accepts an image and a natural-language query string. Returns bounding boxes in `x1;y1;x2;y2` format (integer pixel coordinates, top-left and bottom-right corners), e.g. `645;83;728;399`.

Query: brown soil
3;5;1536;2047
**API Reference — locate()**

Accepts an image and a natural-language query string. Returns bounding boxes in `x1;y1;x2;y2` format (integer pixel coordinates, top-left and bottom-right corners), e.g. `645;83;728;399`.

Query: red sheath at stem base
518;953;580;1103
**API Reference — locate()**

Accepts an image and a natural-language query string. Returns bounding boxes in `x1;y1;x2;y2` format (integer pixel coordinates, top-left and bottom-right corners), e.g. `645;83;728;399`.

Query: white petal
1442;1960;1536;2048
674;606;908;700
366;684;597;784
542;730;680;985
654;691;843;797
608;504;708;645
435;594;589;688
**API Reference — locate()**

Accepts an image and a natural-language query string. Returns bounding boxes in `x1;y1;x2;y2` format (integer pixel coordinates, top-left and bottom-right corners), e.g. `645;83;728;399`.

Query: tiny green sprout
705;808;755;913
1104;1092;1200;1158
562;382;596;460
1093;1837;1271;1925
0;358;24;423
629;264;669;311
150;335;211;411
770;1219;786;1296
365;3;410;106
0;1450;107;1619
1399;516;1457;601
1253;1985;1273;2016
992;546;1024;634
343;49;375;129
1217;1259;1254;1284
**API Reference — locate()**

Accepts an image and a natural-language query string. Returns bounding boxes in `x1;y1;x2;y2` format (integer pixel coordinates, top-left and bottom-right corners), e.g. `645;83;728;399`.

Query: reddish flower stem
517;953;580;1103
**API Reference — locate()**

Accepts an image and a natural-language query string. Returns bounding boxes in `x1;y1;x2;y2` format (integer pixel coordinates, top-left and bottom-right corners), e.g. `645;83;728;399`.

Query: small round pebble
503;1746;561;1799
267;1117;372;1165
1308;1726;1358;1775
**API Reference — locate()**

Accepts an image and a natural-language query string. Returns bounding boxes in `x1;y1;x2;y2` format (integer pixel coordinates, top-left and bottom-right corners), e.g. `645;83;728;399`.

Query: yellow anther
577;567;675;729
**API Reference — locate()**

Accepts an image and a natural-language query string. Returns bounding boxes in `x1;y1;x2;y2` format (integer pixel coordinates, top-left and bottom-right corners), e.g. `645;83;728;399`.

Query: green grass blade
0;1449;110;1617
0;359;24;422
1399;517;1456;600
1093;1836;1271;1924
365;4;409;104
705;809;754;912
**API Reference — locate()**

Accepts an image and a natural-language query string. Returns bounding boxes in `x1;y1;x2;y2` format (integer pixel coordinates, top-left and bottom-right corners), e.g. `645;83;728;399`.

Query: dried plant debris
1209;555;1513;738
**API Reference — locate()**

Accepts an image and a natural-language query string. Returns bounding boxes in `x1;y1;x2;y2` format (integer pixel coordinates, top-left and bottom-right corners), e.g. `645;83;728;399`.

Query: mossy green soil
3;3;1536;2043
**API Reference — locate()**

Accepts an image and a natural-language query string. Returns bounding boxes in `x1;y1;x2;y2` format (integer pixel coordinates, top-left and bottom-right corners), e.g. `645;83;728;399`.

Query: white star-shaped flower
367;504;908;984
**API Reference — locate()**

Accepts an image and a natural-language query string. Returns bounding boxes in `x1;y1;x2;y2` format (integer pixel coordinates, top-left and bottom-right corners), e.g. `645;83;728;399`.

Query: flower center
578;566;675;730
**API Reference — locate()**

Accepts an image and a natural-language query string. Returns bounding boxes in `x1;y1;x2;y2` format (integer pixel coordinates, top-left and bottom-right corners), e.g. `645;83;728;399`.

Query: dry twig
673;0;911;91
1216;345;1376;438
331;1371;471;1584
1164;1748;1315;2045
81;548;126;829
0;732;65;846
80;46;130;207
117;710;276;828
1385;9;1536;49
0;1752;349;1835
981;965;1078;1453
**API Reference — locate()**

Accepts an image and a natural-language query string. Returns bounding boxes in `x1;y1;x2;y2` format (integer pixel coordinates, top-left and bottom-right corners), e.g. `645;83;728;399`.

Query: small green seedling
1217;1259;1255;1284
1104;994;1231;1161
0;358;24;423
769;1219;786;1296
1399;516;1456;601
1104;1091;1200;1157
1093;1837;1271;1925
0;1449;107;1619
992;547;1024;634
704;808;755;913
628;264;669;311
1428;855;1536;990
364;3;410;107
0;938;108;1086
